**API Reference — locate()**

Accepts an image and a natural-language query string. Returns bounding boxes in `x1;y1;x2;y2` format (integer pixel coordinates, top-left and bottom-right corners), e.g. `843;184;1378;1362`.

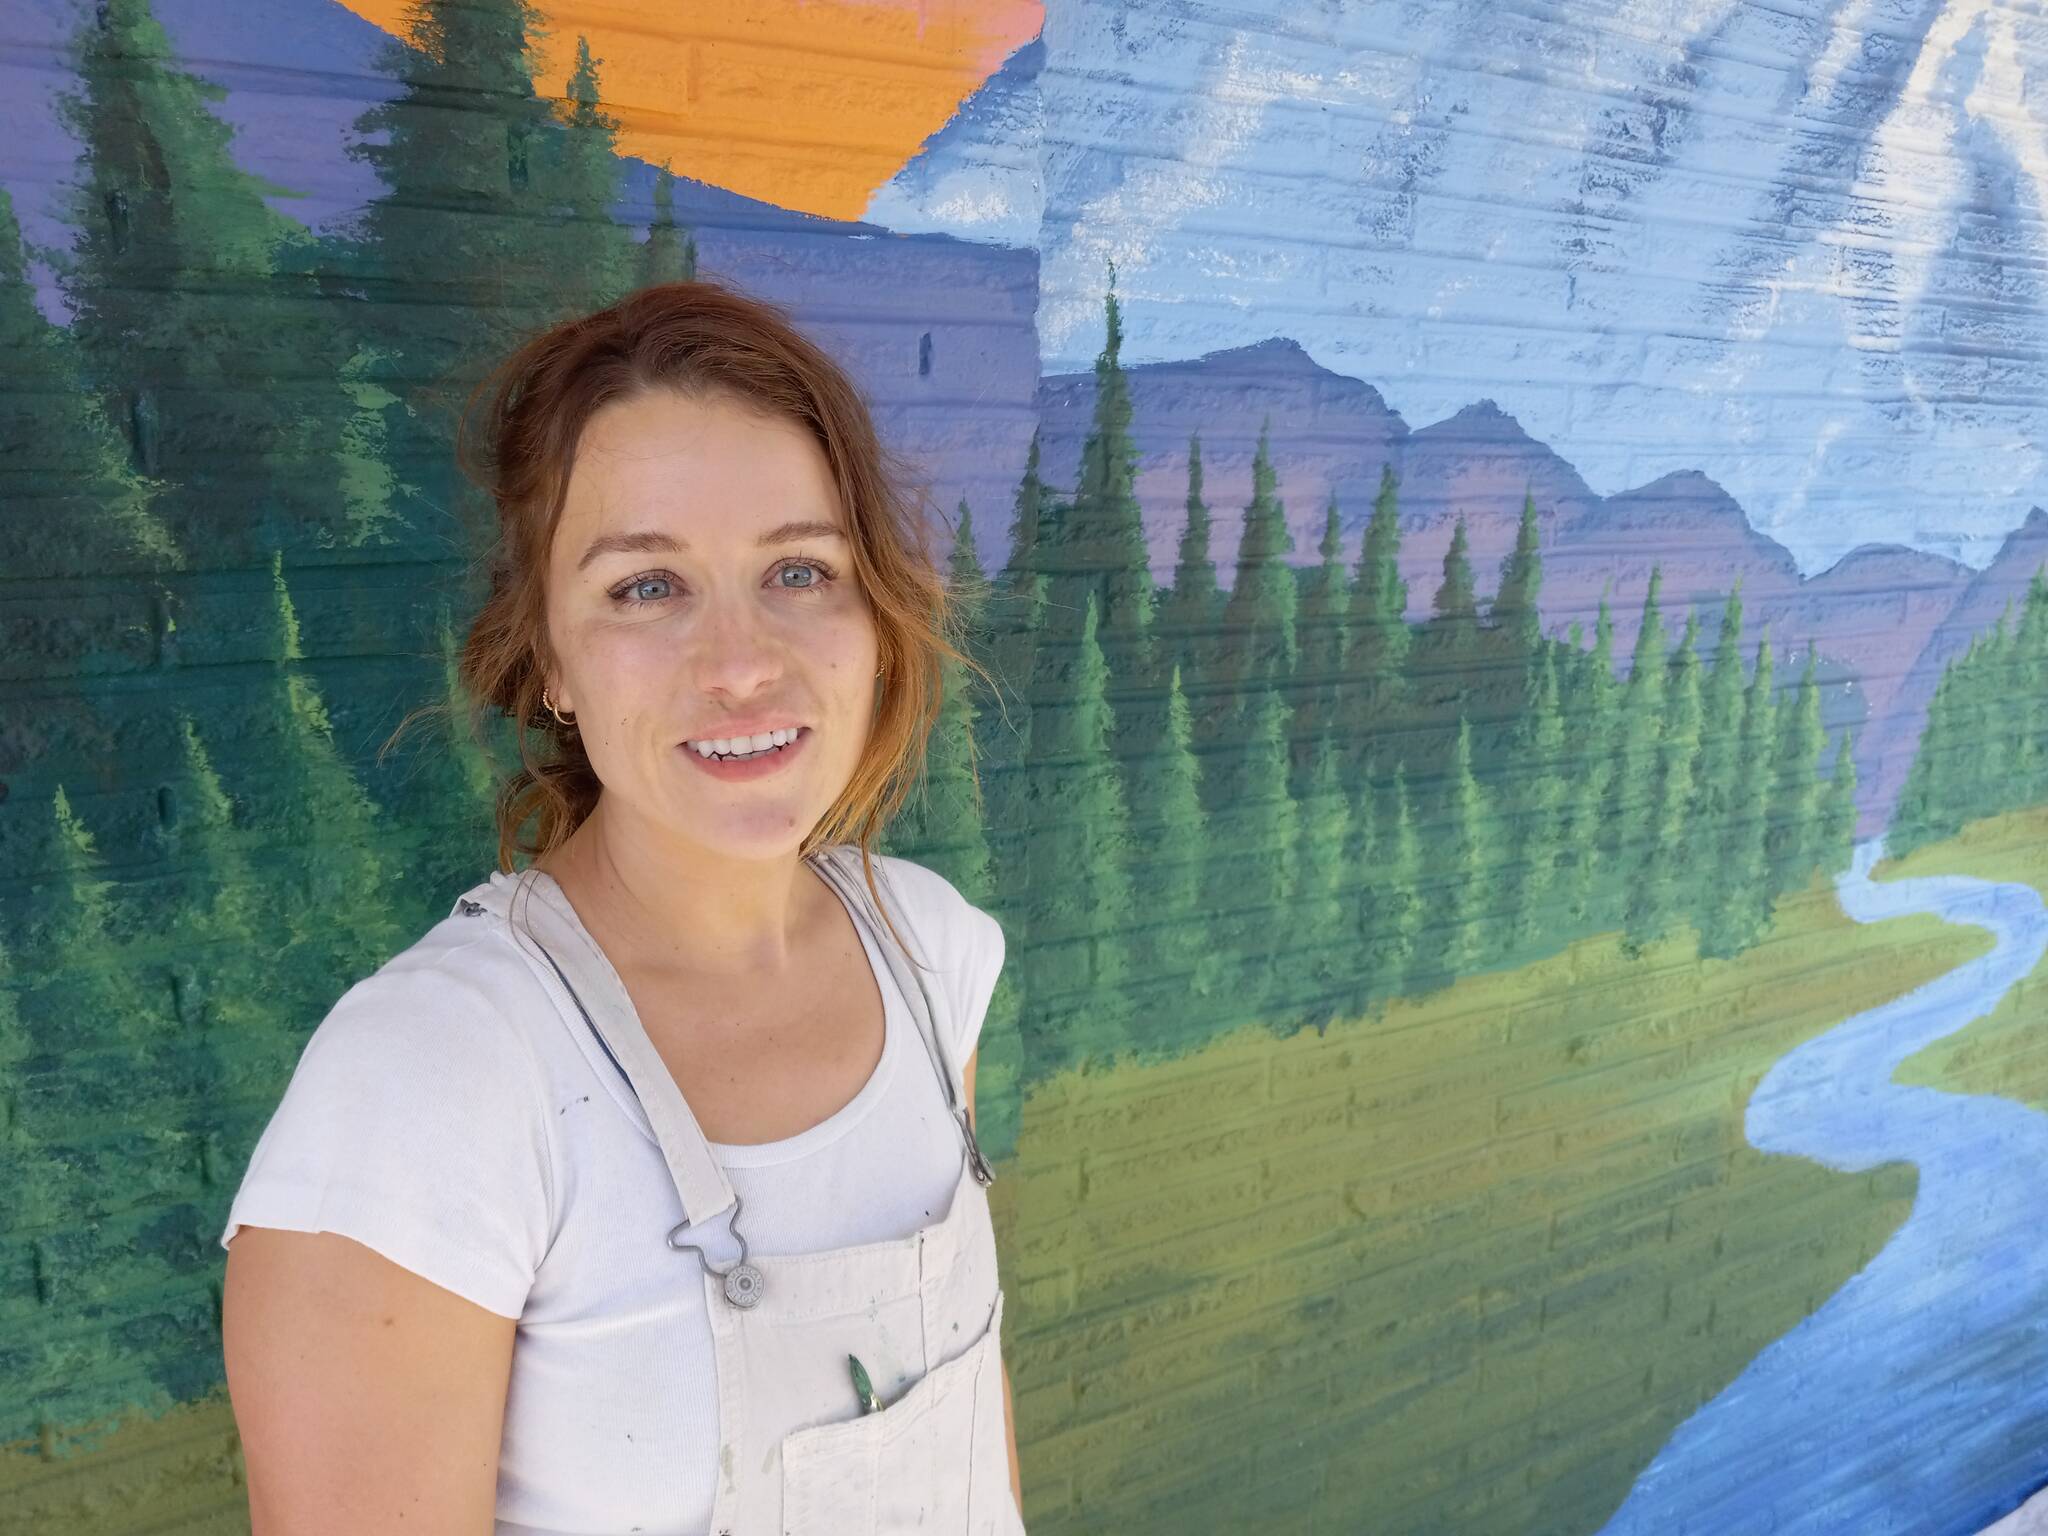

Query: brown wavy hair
386;277;996;930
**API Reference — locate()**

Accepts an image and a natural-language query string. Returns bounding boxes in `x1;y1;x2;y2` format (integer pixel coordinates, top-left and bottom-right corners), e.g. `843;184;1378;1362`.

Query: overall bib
458;846;1026;1536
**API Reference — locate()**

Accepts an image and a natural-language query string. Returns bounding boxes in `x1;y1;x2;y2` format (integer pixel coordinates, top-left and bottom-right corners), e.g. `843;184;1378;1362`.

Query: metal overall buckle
668;1192;765;1308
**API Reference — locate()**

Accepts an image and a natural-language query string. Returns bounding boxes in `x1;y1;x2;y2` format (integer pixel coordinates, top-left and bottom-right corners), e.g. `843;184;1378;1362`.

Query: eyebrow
575;520;849;573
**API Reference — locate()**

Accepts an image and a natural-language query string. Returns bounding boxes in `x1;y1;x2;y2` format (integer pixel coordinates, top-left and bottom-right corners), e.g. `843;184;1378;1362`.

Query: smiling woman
217;278;1025;1536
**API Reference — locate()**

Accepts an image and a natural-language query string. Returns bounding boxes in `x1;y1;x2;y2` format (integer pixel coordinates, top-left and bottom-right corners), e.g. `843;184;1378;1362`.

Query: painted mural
5;0;2048;1532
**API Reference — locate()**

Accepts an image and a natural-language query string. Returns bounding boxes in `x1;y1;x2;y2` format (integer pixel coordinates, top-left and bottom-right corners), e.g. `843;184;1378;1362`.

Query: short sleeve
873;854;1007;1064
218;944;558;1320
947;902;1006;1066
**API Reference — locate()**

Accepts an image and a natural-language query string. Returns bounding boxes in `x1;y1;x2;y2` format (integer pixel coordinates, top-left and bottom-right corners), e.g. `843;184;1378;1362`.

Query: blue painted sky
870;0;2048;578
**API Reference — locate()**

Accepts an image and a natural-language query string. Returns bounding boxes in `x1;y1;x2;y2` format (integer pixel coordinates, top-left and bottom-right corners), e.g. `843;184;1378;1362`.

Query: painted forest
1;0;1878;1463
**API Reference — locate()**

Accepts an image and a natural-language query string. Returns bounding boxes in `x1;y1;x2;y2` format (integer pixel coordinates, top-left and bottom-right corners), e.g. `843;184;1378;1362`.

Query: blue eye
625;575;673;604
606;558;838;607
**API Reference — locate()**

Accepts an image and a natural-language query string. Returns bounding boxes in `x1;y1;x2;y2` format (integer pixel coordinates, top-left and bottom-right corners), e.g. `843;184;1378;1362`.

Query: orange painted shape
336;0;1044;221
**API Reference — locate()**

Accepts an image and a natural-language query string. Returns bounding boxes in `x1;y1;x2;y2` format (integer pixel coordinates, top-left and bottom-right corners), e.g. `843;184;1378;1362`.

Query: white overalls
456;845;1026;1536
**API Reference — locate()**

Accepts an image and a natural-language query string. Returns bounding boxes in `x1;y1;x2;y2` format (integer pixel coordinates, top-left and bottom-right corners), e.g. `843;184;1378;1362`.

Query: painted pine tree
1820;729;1859;873
0;186;174;578
9;788;202;1448
52;0;319;561
1506;641;1565;954
548;35;640;311
1155;435;1224;727
1288;491;1350;802
1765;642;1826;899
638;165;700;287
1604;568;1668;935
1631;606;1701;949
1555;592;1617;929
1337;464;1410;798
1041;265;1158;777
1708;624;1778;954
1277;719;1350;1031
262;554;407;976
1120;661;1218;1056
1016;591;1137;1072
1687;584;1748;944
337;0;582;555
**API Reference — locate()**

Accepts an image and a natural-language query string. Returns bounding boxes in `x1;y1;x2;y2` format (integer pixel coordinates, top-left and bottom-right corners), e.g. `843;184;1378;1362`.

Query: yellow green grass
992;875;1993;1536
1875;806;2048;1116
4;865;1998;1535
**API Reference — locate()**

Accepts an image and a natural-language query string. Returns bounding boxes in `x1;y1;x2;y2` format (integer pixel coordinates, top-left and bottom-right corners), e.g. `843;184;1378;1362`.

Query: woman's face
541;387;880;863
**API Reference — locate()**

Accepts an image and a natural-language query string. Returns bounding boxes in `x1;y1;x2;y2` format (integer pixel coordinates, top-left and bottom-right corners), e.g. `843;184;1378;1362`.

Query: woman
219;278;1025;1535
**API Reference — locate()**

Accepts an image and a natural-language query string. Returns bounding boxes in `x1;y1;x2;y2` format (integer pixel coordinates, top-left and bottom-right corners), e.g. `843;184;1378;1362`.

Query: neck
534;798;823;980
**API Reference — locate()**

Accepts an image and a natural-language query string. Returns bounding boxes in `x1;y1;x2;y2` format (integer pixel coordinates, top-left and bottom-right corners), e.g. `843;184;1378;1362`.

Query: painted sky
332;0;1043;221
871;0;2048;578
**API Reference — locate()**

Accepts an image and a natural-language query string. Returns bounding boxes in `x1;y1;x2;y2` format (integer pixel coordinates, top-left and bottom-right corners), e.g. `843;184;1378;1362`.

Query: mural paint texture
4;0;2048;1531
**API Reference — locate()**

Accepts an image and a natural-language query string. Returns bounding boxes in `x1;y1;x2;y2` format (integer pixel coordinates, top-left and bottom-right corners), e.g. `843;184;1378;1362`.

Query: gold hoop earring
541;687;577;728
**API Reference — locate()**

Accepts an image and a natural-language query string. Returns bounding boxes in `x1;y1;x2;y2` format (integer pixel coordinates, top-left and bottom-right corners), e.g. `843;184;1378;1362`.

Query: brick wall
7;2;2048;1533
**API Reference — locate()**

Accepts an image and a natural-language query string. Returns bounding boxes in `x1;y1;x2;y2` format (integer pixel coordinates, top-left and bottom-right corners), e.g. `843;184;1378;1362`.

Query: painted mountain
1033;334;2024;835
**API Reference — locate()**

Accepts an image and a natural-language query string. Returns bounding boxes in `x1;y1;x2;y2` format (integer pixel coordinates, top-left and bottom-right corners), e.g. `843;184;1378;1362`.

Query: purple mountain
1030;339;2013;833
1861;509;2048;833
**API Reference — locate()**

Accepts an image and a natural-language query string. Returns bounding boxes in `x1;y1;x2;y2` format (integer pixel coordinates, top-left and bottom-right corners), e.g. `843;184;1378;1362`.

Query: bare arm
222;1226;518;1536
963;1048;1024;1515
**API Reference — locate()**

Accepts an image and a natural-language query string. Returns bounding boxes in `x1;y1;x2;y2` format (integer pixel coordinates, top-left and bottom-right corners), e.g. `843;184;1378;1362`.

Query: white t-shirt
219;851;1006;1536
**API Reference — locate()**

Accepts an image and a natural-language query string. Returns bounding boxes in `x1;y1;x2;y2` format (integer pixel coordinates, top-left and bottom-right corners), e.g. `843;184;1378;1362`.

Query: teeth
688;726;801;758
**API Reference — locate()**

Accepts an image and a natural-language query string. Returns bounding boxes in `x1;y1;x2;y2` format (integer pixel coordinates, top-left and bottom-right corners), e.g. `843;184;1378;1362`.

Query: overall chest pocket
778;1288;1019;1535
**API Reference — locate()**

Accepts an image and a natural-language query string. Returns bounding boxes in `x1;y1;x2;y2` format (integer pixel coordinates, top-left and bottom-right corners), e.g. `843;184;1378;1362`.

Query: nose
691;588;787;698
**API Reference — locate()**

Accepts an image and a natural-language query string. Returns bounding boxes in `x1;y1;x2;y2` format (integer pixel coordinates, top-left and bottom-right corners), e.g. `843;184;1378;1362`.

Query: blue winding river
1594;836;2048;1536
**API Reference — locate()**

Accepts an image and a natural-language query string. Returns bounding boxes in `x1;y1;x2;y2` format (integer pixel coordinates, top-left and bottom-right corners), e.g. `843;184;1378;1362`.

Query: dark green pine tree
1603;569;1668;932
1122;662;1219;1054
1407;518;1482;789
1488;490;1544;660
1215;419;1300;690
1155;434;1223;705
12;787;206;1435
879;500;1020;1158
1888;668;1952;858
1630;606;1701;949
1416;715;1488;986
1371;761;1423;999
979;432;1057;910
1765;641;1826;899
1016;591;1137;1074
1686;584;1748;939
638;164;699;286
1966;613;2017;827
264;553;407;976
0;185;175;577
52;0;324;561
1481;492;1549;908
2008;568;2048;808
1286;722;1353;1032
1556;592;1617;928
1288;490;1351;801
544;34;639;309
1203;680;1298;1021
1703;626;1777;956
1472;488;1545;787
1202;422;1298;818
883;499;995;890
1337;464;1411;794
335;0;584;557
1506;640;1565;954
1040;261;1158;771
1336;755;1379;1022
161;713;300;1204
1820;728;1859;874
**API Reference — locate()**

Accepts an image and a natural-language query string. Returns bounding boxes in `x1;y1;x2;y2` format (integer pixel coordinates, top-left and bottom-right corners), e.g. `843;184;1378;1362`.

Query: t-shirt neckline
493;852;903;1168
